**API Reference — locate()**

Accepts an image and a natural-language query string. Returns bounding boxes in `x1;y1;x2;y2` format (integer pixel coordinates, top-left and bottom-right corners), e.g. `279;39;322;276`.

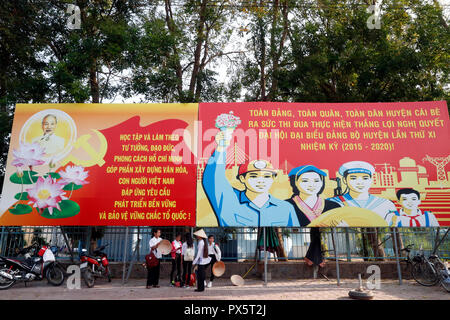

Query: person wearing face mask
385;188;439;227
286;165;341;267
202;131;299;227
32;114;65;155
327;161;397;223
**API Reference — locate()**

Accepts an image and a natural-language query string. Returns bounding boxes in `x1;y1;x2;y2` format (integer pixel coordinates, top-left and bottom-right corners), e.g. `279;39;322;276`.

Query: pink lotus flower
27;176;67;215
59;165;89;186
12;142;45;168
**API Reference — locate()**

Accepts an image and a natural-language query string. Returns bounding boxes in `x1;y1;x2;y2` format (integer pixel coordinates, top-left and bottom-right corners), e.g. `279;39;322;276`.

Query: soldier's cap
288;165;327;178
238;160;277;176
339;161;375;177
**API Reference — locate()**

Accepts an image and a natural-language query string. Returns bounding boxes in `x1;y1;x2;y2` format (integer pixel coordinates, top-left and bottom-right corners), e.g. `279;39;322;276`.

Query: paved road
0;278;448;300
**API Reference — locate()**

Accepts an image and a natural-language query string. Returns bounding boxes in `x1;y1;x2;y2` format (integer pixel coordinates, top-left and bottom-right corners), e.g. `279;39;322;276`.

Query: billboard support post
122;226;129;285
345;229;351;262
392;227;402;285
60;226;74;263
263;227;267;286
125;227;141;283
433;227;449;255
0;227;4;255
331;228;340;286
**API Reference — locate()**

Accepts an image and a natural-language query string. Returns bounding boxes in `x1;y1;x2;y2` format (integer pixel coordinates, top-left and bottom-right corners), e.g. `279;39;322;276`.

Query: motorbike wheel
0;268;16;290
46;265;65;286
82;268;95;288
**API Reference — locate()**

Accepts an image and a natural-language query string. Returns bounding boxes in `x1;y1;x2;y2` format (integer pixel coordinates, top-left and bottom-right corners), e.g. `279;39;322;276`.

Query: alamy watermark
66;265;81;289
367;2;381;29
366;265;381;290
67;4;81;30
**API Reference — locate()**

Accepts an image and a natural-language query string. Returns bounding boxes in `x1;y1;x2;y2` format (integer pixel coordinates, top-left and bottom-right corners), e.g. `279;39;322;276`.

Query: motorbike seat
4;256;34;267
429;254;438;260
86;254;101;260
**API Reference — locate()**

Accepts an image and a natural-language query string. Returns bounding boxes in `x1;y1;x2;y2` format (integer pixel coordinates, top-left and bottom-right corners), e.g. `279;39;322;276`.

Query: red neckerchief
408;215;421;227
400;209;422;227
293;196;325;222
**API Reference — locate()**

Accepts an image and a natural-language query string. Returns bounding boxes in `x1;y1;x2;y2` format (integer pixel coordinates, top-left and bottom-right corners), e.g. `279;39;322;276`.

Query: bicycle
427;253;450;293
401;244;450;292
400;244;439;287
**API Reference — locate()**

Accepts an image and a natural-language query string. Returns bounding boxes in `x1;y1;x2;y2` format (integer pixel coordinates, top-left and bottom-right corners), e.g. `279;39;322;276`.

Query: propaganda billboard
0;103;198;226
1;101;449;227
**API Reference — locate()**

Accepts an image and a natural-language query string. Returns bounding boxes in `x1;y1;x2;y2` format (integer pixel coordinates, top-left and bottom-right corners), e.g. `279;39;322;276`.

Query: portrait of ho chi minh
31;114;65;155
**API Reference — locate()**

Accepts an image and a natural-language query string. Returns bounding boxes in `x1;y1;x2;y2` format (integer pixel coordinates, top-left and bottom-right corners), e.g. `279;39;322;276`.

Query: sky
106;0;450;104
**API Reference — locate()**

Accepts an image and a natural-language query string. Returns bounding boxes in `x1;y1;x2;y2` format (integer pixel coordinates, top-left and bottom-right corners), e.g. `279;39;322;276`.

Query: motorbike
79;243;112;288
0;242;65;290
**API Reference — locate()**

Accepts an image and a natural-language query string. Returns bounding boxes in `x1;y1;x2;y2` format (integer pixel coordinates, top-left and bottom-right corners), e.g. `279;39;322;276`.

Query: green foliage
281;0;449;103
0;0;448;187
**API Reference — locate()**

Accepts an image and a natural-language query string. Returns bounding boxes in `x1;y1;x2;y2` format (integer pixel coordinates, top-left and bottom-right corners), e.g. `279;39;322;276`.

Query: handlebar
17;242;39;255
97;243;109;251
400;244;414;252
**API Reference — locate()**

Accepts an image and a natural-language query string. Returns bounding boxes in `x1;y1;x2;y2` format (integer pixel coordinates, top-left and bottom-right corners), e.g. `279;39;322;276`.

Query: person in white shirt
206;235;222;288
385;188;440;227
328;161;397;223
192;229;211;292
147;228;162;289
181;232;195;288
170;234;182;286
32;114;65;155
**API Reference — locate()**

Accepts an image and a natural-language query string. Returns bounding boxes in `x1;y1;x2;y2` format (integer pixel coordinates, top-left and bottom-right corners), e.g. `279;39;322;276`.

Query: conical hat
231;275;245;286
158;239;172;255
193;229;207;239
212;261;225;277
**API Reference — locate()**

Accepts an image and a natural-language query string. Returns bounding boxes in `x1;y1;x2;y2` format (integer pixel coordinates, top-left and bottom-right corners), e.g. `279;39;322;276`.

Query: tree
129;0;244;103
0;1;52;190
41;0;145;103
236;0;292;101
281;0;449;103
0;1;145;188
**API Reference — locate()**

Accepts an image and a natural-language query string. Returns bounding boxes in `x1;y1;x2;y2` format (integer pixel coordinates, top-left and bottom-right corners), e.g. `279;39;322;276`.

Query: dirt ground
0;277;448;300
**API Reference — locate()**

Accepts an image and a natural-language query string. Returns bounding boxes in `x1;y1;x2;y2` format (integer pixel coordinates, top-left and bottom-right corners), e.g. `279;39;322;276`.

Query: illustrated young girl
286;165;340;267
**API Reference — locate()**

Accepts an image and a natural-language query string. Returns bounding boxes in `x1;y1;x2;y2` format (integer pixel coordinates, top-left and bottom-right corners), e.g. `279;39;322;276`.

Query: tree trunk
189;0;208;101
275;227;288;261
390;228;404;257
361;228;369;261
367;228;385;261
89;63;100;103
258;15;266;101
268;0;289;101
164;0;184;100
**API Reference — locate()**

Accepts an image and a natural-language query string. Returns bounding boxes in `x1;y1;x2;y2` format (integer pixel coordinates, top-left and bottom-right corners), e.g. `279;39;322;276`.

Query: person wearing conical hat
327;161;397;222
201;131;299;227
192;229;211;292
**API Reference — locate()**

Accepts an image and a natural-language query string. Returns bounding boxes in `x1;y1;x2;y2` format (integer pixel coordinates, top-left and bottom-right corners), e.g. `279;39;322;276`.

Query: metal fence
0;226;448;263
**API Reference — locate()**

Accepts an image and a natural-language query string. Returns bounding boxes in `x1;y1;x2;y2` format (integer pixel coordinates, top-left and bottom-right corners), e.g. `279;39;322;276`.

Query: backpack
145;250;159;268
184;246;195;261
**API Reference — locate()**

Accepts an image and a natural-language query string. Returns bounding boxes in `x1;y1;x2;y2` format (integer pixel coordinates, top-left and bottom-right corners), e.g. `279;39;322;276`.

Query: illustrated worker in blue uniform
202;131;299;227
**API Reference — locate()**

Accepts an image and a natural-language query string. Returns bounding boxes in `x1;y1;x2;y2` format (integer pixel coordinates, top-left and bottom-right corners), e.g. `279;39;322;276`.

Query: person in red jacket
170;234;182;286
